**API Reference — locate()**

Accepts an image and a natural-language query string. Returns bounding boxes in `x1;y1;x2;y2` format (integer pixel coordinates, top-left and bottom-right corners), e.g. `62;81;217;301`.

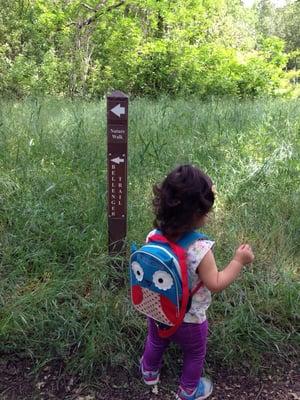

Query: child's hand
234;244;255;266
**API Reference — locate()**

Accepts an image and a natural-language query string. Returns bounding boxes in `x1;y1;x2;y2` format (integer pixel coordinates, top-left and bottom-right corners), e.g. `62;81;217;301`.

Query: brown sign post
107;90;128;255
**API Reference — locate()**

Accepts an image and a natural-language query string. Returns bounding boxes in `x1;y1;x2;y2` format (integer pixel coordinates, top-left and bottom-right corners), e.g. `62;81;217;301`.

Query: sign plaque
107;91;128;255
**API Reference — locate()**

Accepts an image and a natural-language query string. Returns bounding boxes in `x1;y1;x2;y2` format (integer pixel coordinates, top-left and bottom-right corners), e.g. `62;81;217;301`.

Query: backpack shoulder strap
178;231;212;298
177;231;209;249
148;232;190;338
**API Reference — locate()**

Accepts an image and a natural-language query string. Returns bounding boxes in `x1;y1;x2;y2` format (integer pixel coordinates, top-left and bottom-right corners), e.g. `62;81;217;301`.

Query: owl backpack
129;230;208;338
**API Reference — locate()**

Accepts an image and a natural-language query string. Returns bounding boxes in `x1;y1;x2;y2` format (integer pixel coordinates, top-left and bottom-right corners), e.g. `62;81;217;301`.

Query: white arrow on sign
111;157;125;164
111;104;125;117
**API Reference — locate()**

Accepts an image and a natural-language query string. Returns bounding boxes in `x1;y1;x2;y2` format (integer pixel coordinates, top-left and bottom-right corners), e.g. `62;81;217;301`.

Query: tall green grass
0;96;299;377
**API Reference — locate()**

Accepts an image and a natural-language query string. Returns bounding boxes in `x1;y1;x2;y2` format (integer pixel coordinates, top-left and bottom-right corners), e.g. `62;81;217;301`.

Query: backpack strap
149;230;209;247
179;232;210;295
148;233;189;338
176;231;209;249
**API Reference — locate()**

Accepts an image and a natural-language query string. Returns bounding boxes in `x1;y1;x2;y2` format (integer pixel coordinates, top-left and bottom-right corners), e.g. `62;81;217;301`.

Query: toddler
140;164;254;400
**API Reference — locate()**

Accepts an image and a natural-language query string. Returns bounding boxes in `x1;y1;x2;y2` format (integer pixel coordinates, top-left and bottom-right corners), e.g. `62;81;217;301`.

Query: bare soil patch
0;356;299;400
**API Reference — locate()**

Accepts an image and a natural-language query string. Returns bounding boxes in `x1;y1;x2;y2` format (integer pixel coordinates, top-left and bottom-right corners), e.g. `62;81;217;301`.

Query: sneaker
176;377;213;400
140;357;160;385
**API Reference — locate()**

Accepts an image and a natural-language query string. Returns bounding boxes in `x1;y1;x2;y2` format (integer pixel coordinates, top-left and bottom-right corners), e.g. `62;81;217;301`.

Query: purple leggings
142;318;208;392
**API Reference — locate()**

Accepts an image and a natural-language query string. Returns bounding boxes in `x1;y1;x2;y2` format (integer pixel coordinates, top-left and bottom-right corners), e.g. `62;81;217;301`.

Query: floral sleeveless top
184;239;214;324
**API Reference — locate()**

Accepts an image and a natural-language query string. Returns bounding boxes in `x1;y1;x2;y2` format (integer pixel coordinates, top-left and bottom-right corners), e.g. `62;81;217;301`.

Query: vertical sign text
107;91;128;255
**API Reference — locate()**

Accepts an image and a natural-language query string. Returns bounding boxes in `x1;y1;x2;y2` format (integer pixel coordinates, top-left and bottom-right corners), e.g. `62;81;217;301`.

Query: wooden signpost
107;90;128;255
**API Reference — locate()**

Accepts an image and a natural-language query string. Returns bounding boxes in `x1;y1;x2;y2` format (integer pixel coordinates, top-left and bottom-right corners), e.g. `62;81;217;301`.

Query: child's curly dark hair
153;164;215;239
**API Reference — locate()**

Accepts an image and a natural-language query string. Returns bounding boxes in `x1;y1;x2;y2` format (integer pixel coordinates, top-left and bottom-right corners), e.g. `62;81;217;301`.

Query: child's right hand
234;244;255;266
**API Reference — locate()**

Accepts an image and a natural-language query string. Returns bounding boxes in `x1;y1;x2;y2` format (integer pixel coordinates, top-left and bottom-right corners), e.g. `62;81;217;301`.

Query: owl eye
131;261;144;282
153;271;173;291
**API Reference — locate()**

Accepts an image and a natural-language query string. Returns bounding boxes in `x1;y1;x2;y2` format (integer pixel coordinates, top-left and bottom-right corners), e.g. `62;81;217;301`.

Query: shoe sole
195;386;213;400
175;384;213;400
143;377;160;385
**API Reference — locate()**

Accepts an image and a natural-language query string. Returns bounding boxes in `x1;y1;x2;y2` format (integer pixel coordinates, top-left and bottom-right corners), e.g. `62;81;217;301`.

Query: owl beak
144;279;152;288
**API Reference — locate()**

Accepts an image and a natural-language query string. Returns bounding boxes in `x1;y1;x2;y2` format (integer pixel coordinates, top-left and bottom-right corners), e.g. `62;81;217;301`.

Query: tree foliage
0;0;298;98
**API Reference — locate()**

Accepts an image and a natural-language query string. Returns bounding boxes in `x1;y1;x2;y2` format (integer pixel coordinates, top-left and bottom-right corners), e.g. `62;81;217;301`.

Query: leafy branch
76;0;126;28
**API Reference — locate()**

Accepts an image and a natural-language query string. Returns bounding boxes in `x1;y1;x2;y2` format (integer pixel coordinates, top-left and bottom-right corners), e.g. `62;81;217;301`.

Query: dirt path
1;357;299;400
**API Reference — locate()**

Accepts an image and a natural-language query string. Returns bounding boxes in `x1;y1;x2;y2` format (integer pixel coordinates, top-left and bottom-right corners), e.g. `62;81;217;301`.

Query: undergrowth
0;96;299;379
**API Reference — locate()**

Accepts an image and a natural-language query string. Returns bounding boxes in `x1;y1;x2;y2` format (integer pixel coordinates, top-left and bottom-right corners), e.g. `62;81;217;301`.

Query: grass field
0;96;299;379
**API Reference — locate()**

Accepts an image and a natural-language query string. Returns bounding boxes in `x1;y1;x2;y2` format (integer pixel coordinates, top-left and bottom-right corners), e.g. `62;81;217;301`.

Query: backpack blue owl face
130;243;182;326
129;230;209;335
